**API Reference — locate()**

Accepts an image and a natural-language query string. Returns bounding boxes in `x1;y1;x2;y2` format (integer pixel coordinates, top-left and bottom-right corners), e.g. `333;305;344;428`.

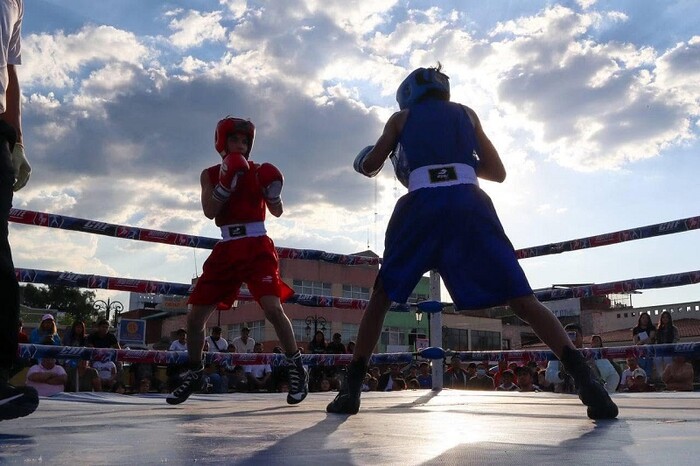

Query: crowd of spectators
15;313;699;397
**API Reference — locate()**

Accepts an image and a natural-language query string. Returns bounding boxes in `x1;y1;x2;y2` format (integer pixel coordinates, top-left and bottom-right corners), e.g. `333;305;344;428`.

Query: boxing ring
2;210;700;465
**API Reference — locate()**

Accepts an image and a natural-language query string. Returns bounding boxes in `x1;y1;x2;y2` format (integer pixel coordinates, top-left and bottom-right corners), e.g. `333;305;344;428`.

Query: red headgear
214;117;255;158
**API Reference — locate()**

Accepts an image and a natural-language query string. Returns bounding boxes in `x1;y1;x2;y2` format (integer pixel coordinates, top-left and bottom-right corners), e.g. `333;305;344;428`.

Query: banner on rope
9;208;700;265
17;342;700;366
14;267;700;309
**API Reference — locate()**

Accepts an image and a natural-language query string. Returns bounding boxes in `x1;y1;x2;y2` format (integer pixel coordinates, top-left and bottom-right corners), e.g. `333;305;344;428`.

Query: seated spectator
137;378;152;394
62;320;88;347
245;342;272;392
537;369;554;392
326;333;346;354
168;328;188;352
403;364;419;381
346;340;356;355
466;362;495;391
65;359;101;393
26;357;67;397
416;362;432;389
202;364;228;394
391;378;407;391
228;365;250;393
86;319;120;349
620;357;641;391
206;326;228;353
18;318;29;344
319;378;332;392
628;368;654;392
92;359;118;392
407;378;420;390
662;355;694;392
516;367;540;392
112;382;127;394
378;363;404;391
130;362;161;393
29;314;61;346
496;369;519;391
443;356;470;389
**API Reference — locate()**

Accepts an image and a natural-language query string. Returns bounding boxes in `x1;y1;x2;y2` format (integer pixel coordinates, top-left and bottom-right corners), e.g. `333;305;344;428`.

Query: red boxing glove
213;153;249;202
257;163;284;205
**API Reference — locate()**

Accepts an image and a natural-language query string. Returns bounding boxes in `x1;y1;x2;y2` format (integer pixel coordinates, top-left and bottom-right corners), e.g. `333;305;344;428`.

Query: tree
21;284;97;323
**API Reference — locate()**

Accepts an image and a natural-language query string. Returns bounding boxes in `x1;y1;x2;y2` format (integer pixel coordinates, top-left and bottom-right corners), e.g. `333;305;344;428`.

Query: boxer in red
167;116;308;406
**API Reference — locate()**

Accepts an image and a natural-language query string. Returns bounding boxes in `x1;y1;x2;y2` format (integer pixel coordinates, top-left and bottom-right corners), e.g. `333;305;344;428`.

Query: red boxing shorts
188;235;294;307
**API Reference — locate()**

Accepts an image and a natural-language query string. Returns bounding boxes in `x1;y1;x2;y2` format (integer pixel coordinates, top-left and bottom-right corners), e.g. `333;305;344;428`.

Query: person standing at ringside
166;116;308;406
326;64;618;420
0;0;38;422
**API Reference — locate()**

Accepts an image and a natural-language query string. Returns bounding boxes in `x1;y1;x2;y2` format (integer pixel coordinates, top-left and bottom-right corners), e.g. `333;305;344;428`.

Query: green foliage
21;283;98;323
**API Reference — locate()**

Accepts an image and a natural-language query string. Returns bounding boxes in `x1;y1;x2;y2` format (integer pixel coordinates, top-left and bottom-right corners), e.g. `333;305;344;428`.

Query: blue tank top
392;100;480;186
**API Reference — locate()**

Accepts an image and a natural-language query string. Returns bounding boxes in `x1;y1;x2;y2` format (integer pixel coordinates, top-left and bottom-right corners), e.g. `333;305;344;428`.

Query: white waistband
220;222;266;241
408;163;478;192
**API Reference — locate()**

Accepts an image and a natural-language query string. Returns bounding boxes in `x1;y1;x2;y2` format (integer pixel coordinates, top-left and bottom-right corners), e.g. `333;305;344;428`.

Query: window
617;313;621;318
502;339;511;350
443;327;469;351
472;330;501;351
654;309;659;315
293;279;331;296
342;323;359;344
623;313;628;318
380;327;406;347
292;319;310;342
342;284;370;300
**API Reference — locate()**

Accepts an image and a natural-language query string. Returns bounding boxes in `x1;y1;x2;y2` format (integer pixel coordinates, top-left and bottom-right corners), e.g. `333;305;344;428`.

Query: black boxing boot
560;346;619;420
326;358;367;415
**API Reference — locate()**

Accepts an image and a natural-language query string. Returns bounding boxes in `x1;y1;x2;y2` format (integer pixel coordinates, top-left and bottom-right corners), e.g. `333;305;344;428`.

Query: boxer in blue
327;64;618;420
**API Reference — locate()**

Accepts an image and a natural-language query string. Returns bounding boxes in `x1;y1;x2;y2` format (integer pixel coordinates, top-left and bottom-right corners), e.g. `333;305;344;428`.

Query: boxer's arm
201;169;224;219
464;106;506;183
361;110;408;174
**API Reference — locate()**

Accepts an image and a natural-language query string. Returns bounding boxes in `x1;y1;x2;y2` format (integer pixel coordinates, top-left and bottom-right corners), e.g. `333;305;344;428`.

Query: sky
11;0;700;311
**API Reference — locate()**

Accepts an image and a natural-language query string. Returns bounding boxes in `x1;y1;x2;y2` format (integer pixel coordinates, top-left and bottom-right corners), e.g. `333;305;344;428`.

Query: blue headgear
395;67;450;110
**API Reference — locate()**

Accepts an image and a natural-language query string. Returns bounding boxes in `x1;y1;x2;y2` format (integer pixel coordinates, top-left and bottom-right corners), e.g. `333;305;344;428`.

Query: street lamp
93;298;124;328
305;314;327;339
415;309;431;343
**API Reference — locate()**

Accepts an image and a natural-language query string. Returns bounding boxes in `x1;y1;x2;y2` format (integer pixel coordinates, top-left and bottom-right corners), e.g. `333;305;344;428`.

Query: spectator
496;369;519;391
168;329;188;352
591;335;603;348
407;378;421;390
29;314;61;345
662;355;694;392
86;319;120;349
62;320;87;347
346;340;356;355
620;357;641;391
17;318;28;344
245;342;272;392
308;330;327;354
92;359;118;392
403;364;418;380
319;378;332;392
537;369;554;392
202;363;227;394
443;356;469;389
466;362;495;391
416;362;432;389
326;333;346;354
130;362;160;393
231;326;255;354
26;358;67;397
654;311;680;377
308;330;327;389
546;323;619;394
64;359;101;393
137;378;152;394
628;368;654;392
392;378;407;391
378;363;403;391
492;360;508;388
206;326;228;353
632;312;656;380
228;365;249;393
465;362;477;380
516;367;540;392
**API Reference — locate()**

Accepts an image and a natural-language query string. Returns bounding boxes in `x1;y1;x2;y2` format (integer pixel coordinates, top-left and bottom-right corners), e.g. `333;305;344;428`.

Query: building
122;250;504;353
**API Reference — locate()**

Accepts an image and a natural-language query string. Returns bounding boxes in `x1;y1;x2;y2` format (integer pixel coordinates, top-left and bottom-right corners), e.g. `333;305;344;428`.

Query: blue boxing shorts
378;184;532;310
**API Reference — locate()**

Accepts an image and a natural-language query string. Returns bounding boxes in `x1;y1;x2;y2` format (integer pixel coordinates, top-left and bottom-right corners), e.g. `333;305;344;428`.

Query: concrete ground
1;390;699;465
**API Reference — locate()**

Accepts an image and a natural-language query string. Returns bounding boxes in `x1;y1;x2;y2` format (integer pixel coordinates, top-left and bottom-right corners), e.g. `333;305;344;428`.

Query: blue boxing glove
353;145;382;177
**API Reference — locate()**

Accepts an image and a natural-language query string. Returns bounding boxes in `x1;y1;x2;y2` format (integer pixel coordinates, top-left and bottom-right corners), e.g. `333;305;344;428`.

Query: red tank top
206;161;267;226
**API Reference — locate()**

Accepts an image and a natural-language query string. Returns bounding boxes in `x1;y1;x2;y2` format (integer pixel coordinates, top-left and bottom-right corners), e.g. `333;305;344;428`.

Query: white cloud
168;10;227;49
